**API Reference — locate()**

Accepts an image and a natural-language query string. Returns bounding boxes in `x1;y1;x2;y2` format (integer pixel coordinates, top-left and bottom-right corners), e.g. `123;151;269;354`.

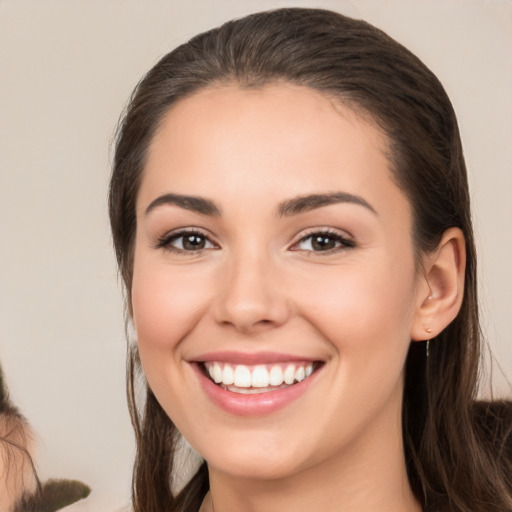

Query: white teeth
251;365;269;388
212;362;222;384
234;365;252;387
269;365;284;386
283;365;295;385
204;361;317;390
222;364;234;385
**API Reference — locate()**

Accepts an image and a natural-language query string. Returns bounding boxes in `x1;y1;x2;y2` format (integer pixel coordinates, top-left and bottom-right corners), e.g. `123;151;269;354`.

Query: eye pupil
312;235;336;251
183;234;205;250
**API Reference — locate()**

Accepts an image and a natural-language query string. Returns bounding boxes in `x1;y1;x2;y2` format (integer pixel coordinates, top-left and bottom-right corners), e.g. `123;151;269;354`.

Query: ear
410;227;466;341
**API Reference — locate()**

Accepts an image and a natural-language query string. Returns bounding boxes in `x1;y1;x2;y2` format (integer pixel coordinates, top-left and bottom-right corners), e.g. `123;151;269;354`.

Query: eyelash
155;229;218;254
290;229;355;253
155;228;355;255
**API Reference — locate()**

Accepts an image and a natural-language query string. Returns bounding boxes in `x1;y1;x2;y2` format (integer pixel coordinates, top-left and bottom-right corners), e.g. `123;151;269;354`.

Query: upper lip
189;351;320;365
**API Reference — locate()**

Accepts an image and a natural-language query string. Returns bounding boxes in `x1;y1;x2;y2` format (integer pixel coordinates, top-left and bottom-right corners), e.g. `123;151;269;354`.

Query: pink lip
190;351;317;365
191;361;321;417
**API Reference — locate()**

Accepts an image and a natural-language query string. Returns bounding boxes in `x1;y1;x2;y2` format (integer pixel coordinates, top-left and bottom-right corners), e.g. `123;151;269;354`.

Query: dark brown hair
109;8;512;512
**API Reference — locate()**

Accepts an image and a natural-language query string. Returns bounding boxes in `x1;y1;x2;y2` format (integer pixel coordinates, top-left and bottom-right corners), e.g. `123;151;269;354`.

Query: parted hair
109;8;512;512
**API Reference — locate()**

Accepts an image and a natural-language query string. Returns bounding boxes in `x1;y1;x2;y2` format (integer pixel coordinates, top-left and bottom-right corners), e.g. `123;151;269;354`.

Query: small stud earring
425;327;432;334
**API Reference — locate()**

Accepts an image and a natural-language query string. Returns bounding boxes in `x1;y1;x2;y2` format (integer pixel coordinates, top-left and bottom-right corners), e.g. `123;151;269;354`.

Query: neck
204;392;421;512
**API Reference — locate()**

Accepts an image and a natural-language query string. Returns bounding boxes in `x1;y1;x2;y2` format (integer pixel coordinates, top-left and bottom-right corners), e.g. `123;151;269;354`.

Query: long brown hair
109;8;512;512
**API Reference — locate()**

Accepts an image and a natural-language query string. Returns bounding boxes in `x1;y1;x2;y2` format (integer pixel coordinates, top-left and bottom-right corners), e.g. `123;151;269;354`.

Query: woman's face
132;84;428;480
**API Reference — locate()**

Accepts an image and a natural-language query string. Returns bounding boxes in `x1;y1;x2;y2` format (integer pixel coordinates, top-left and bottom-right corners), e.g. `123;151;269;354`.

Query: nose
212;250;290;334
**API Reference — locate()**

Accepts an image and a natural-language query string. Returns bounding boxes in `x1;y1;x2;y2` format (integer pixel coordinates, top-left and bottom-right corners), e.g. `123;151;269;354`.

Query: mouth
199;360;322;395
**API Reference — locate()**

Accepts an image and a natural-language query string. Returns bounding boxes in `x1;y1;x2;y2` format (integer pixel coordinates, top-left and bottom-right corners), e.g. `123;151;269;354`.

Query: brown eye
182;234;207;250
311;235;337;251
157;230;216;253
292;231;355;253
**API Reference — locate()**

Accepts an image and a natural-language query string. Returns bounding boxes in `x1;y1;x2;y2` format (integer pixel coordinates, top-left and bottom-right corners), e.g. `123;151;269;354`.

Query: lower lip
192;363;320;416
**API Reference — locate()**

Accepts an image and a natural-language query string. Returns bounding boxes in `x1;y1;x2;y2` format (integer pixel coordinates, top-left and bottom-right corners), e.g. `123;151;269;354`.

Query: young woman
109;8;512;512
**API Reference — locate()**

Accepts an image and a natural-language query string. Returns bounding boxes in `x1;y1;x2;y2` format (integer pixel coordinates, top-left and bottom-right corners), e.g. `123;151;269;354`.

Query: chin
209;454;305;481
192;428;313;482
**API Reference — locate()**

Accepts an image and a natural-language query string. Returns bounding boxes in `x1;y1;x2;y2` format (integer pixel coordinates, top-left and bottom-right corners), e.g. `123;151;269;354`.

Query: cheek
289;260;417;439
291;257;418;357
130;253;214;421
131;254;211;353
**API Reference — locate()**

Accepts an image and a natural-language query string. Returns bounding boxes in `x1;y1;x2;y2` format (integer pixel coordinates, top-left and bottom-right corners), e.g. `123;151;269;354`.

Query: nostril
212;263;290;331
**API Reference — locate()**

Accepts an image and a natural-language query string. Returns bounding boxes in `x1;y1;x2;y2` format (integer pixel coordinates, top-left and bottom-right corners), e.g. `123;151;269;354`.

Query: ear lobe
411;227;466;341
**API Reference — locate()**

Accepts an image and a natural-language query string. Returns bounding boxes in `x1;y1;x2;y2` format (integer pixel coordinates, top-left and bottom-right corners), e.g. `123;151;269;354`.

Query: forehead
149;83;388;165
139;83;408;222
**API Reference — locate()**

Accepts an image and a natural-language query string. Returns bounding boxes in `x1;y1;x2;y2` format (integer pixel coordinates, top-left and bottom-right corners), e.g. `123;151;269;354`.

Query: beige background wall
1;1;510;510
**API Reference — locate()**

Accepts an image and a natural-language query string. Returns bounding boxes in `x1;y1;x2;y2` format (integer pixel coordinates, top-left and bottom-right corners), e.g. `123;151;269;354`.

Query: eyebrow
145;193;221;216
144;191;376;218
277;192;377;217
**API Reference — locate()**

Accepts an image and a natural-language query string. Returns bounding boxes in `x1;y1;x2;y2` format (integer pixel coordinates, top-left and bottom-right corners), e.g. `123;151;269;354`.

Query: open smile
202;361;319;393
190;354;324;416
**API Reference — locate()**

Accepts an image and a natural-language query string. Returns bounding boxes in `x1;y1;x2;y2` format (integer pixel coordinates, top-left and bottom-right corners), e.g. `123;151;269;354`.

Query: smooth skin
132;84;465;512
